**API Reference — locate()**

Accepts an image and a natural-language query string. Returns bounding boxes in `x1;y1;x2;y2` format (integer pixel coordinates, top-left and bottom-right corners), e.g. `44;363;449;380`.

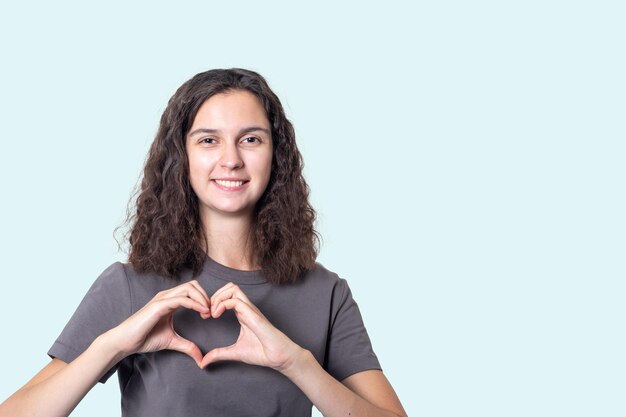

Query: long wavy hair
117;68;319;284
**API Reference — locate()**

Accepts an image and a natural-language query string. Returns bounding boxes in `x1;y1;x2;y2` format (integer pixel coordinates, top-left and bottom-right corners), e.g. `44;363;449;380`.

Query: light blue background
1;1;624;416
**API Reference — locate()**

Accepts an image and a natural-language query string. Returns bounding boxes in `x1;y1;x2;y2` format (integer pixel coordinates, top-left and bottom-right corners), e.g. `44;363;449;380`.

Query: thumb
168;335;203;367
201;344;239;368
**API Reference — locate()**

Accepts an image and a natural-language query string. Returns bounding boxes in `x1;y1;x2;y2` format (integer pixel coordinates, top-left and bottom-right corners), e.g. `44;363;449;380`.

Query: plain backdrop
0;1;624;416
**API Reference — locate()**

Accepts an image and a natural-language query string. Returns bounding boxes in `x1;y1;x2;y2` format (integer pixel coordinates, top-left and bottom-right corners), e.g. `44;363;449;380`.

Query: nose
219;142;243;169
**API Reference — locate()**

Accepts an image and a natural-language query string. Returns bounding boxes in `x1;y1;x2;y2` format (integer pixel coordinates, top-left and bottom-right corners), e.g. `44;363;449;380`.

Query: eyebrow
188;126;271;137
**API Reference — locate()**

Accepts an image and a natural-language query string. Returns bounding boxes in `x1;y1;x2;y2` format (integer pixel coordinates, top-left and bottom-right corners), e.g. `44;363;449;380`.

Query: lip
211;178;249;191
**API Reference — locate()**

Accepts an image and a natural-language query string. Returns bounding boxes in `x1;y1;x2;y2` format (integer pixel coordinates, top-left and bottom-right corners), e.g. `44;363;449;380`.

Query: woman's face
186;90;273;221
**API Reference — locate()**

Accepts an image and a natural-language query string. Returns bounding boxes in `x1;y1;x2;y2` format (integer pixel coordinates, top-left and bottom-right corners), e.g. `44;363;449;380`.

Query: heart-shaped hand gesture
106;280;301;373
200;282;302;372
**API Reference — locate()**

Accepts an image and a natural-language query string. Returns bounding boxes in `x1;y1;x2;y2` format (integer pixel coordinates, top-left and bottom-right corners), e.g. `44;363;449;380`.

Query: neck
200;211;259;271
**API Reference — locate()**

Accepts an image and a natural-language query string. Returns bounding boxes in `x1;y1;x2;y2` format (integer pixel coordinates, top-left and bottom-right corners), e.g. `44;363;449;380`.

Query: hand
106;280;212;367
200;282;303;372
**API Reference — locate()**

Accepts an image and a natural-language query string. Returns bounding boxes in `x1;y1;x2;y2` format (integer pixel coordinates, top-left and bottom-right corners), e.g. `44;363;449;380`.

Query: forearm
281;349;401;417
0;333;125;417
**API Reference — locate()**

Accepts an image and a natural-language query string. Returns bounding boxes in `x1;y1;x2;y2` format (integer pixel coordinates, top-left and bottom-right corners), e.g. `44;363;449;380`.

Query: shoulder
86;261;129;292
109;260;187;287
304;261;339;280
112;261;192;309
297;261;352;298
300;261;342;285
91;261;155;291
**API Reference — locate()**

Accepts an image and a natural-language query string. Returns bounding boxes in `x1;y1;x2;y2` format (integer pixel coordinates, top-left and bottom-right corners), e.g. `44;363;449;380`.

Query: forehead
191;90;269;129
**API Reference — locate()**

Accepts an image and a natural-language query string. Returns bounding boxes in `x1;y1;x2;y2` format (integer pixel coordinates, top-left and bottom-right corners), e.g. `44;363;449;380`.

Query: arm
0;336;124;417
282;350;408;417
0;280;212;417
202;282;408;417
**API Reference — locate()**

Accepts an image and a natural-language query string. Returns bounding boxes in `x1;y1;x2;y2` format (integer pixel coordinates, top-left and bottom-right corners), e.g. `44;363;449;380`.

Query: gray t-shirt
48;256;381;416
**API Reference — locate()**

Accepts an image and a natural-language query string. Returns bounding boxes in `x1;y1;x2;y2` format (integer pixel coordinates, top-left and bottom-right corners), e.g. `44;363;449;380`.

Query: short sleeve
325;278;382;381
47;262;132;384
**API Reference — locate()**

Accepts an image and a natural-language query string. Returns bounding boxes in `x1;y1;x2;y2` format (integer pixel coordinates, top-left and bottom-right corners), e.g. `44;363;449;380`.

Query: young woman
0;68;407;417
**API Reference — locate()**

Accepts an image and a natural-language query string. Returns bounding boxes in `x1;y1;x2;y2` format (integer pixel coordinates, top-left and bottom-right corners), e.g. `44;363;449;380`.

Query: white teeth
215;180;244;187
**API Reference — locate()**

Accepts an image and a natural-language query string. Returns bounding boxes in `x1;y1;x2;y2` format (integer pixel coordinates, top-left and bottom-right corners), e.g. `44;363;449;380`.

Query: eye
242;136;261;144
200;137;216;144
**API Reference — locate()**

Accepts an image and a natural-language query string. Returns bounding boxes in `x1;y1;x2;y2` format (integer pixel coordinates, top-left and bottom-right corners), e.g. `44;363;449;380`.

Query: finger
152;281;198;300
155;280;206;302
211;282;253;305
220;298;279;345
211;284;254;316
210;283;237;316
187;281;212;319
188;280;211;306
211;292;252;319
151;296;211;317
201;344;240;368
156;282;212;317
212;298;264;332
181;283;212;317
168;335;203;367
210;282;237;306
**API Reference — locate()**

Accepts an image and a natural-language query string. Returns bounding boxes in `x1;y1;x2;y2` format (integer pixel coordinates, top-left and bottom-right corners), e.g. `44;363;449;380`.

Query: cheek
245;151;271;174
261;149;273;174
189;153;214;174
187;152;218;189
187;157;201;185
258;156;273;186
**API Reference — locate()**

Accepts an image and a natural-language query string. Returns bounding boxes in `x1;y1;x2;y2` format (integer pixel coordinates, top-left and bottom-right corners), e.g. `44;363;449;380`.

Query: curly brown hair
117;68;319;284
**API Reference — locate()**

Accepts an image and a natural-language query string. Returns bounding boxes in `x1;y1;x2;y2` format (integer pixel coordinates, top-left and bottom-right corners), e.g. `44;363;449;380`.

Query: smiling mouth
213;179;248;187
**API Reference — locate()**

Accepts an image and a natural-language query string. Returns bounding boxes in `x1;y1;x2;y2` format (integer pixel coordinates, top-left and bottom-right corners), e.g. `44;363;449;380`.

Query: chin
208;204;255;217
